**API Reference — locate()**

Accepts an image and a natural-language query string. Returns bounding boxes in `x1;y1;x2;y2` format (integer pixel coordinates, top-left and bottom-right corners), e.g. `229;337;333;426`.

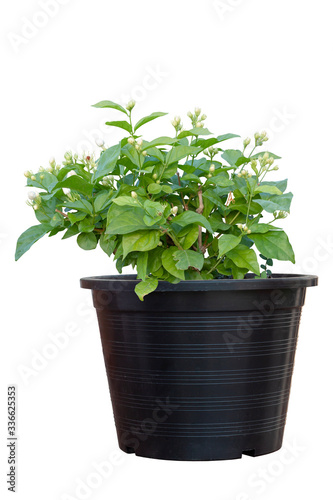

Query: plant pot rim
80;273;318;292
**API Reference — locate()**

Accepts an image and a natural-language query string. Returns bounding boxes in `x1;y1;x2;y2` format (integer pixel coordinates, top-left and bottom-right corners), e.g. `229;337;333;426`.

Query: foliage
16;100;295;299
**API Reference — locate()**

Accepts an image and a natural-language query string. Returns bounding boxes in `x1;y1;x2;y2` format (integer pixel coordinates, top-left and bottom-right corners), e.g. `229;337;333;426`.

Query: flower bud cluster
237;223;251;235
237;170;252;178
254;130;269;147
100;175;115;187
273;210;288;220
187;107;206;128
171;116;183;133
203;146;219;159
127;137;147;156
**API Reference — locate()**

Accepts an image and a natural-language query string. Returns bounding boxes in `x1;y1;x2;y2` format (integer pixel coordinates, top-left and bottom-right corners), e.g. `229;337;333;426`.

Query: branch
196;187;204;253
177;172;188;210
55;209;68;218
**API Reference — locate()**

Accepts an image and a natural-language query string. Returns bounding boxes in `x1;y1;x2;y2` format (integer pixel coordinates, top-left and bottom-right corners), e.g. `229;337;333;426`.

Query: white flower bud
40;174;44;180
126;99;136;111
63;188;71;195
187;111;193;119
243;137;251;147
156;180;160;184
95;138;105;148
152;173;158;180
171;119;178;127
142;150;147;156
64;151;72;161
197;122;203;128
261;130;267;137
171;206;178;215
237;224;243;229
28;191;37;200
273;166;279;171
254;132;260;139
49;156;56;167
158;241;163;246
209;164;215;173
195;107;201;116
137;138;143;146
247;229;252;235
200;114;207;121
175;116;181;124
127;137;135;145
263;152;269;160
46;166;53;173
135;144;141;151
24;170;31;178
207;173;212;178
31;175;36;181
131;191;138;199
33;204;39;211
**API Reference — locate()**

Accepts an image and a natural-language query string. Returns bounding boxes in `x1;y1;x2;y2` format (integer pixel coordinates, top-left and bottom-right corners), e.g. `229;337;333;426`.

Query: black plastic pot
81;274;318;461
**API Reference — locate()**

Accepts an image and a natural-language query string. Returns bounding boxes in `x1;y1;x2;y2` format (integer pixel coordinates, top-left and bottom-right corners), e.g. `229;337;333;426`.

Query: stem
208;255;224;274
55;209;68;218
177;172;188;210
196;187;204;253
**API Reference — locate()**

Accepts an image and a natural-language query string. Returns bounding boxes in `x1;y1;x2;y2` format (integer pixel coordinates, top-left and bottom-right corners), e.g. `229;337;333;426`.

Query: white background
1;0;332;499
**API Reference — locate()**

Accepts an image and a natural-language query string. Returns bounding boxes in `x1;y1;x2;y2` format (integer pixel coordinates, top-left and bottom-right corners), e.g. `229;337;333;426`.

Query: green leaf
121;143;141;168
249;223;281;233
147;183;162;194
250;231;295;263
136;252;148;280
255;184;282;195
161;185;173;194
106;205;152;235
62;199;93;214
54;176;93;197
255;192;293;213
173;249;204;271
166;146;201;165
92;100;128;114
112;196;139;207
221;149;244;166
195;133;240;152
226;245;260;275
135;277;158;301
218;234;242;257
122;230;160;258
67;211;87;224
62;225;79;239
77;232;97;250
172;211;213;233
15;224;52;260
202;188;225;209
207;174;234;188
252;151;281;160
144;136;178;150
94;191;113;212
78;218;95;233
105;120;132;133
148;247;164;273
93;143;121;181
99;234;117;256
262;179;288;193
162;247;185;280
134;112;167;132
178;224;199;250
177;128;212;139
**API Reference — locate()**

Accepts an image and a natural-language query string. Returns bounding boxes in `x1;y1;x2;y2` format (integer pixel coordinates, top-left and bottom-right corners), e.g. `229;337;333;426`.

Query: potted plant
16;99;318;461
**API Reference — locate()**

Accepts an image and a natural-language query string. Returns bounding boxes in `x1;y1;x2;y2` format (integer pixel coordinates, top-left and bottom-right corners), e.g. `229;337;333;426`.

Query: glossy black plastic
81;274;318;461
